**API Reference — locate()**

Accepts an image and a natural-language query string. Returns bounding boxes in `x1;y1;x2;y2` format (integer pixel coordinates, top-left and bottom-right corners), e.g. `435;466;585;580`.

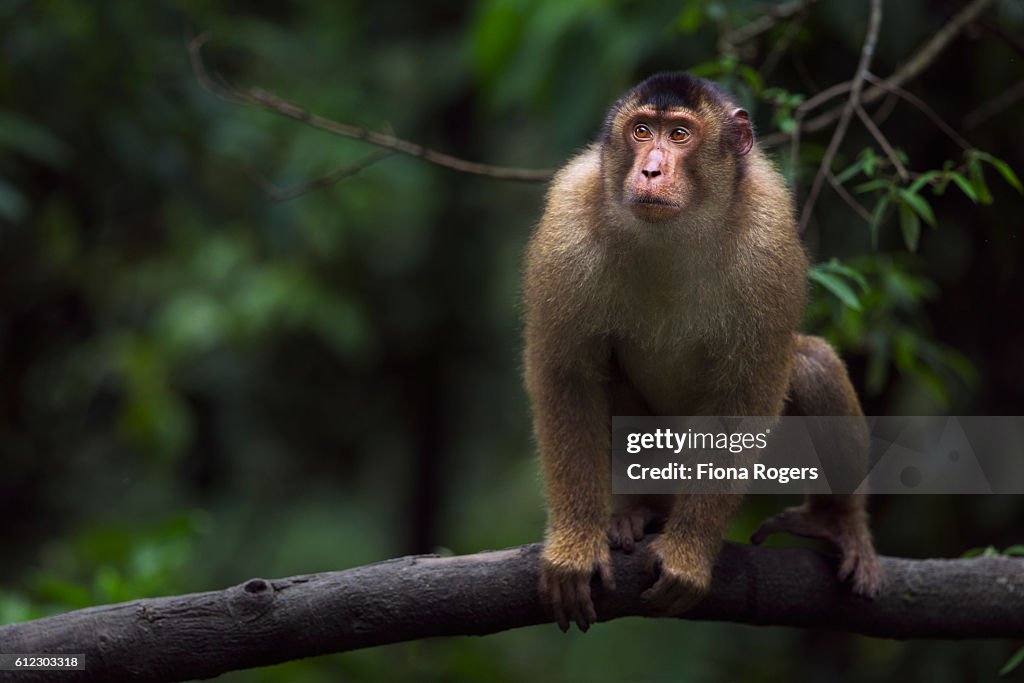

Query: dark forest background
1;0;1023;680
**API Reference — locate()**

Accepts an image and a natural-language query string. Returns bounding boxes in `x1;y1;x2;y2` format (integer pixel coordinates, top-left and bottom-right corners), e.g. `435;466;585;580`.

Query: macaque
523;72;882;632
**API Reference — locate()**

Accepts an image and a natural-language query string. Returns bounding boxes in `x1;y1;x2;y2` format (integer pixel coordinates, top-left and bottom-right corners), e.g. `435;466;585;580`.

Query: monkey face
618;106;754;224
620;110;702;222
600;73;755;226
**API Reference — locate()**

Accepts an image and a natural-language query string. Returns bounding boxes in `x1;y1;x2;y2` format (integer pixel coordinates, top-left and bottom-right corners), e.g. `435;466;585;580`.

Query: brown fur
524;73;881;632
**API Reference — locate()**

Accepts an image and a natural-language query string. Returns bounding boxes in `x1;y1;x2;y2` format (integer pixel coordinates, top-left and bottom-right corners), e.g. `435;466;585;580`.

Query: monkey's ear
730;108;754;156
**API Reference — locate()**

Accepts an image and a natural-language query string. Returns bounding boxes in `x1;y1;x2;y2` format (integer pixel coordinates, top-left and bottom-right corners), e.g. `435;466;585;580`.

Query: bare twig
759;7;809;78
856;104;908;181
187;34;554;183
870;90;900;126
863;73;974;151
827;172;874;223
798;0;883;236
788;80;855;189
247;149;394;201
762;0;997;148
977;20;1024;58
964;79;1024;129
719;0;820;54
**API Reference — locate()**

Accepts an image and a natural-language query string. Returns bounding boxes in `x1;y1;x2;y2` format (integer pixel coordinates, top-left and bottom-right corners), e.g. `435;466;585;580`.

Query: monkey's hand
752;503;884;598
641;534;713;615
539;536;615;632
607;506;654;554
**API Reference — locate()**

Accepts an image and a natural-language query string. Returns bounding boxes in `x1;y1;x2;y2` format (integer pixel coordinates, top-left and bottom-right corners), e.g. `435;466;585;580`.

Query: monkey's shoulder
526;146;606;274
538;147;603;229
549;144;603;194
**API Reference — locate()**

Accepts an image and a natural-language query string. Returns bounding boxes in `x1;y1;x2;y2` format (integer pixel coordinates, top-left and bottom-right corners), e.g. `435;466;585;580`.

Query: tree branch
827;172;874;223
963;79;1024;130
761;0;997;148
2;540;1024;682
798;0;882;236
863;72;973;150
719;0;820;55
855;104;908;181
187;33;554;183
245;149;394;201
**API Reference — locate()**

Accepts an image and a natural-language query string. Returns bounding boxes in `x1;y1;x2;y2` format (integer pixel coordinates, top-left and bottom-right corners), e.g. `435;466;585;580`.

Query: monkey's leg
607;377;667;554
644;493;741;614
751;334;883;597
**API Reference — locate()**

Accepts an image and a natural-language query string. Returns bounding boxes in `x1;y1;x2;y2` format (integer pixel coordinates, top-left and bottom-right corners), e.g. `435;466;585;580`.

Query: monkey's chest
612;334;717;415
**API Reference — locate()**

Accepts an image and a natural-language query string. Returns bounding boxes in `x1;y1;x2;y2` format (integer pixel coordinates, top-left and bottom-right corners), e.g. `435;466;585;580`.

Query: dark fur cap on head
601;72;741;140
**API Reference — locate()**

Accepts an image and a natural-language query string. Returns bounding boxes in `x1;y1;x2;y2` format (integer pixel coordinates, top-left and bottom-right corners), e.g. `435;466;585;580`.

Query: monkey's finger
575;579;596;631
644;575;698;615
630;512;645;542
666;591;703;616
598;561;616;592
837;549;857;583
618;518;635;553
561;579;587;633
749;519;777;545
548;578;569;632
641;574;671;604
851;558;883;599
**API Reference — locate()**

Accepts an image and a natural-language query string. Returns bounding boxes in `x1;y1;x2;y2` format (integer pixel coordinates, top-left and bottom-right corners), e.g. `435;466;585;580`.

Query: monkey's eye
669;127;692;143
632;124;653;141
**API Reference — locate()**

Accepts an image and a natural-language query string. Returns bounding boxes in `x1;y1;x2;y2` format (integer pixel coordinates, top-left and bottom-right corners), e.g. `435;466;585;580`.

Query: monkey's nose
641;168;662;179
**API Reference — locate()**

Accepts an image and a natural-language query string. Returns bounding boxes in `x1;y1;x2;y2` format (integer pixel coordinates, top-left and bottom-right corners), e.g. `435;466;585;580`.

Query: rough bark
1;540;1022;682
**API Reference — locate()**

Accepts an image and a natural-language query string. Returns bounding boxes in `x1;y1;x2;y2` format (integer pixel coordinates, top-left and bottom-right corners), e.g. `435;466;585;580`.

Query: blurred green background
2;0;1023;680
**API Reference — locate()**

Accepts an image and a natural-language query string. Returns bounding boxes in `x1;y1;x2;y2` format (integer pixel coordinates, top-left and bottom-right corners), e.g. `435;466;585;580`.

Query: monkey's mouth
627;194;683;221
631;195;678;207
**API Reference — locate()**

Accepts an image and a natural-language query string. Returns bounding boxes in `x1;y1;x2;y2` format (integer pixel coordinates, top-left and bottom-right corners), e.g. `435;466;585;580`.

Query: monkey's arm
525;346;615;632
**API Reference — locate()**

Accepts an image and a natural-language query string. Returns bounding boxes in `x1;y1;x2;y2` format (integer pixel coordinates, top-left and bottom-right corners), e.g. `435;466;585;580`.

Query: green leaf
908;171;941;195
809;269;863;311
1000;646;1024;676
870;194;891;250
1003;545;1024;557
834;158;866;184
853;179;889;194
862;148;877;177
898;189;936;227
815;259;869;292
968;158;993;204
950;173;979;202
972;151;1023;193
899;202;920;251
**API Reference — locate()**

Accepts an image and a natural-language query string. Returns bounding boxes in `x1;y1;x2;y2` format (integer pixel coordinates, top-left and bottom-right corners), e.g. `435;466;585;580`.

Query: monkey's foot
641;536;713;615
607;506;656;554
539;549;615;633
751;505;884;598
